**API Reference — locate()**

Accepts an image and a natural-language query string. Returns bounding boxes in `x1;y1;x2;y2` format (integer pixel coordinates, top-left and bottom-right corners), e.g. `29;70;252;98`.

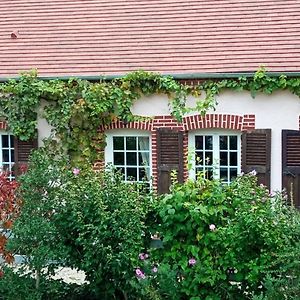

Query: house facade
1;0;300;203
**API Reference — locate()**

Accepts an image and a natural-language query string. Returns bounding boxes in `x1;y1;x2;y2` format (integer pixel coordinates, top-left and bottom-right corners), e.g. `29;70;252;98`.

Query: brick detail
99;120;152;131
183;114;254;131
299;115;300;130
96;113;256;190
151;129;158;192
242;114;256;131
0;121;8;130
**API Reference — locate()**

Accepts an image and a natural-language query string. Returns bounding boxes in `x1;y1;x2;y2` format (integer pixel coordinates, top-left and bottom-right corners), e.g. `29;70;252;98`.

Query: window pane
126;152;137;165
139;152;149;166
127;167;137;181
195;152;203;165
126;137;136;150
220;168;228;182
230;136;238;150
2;135;8;148
219;136;228;150
220;152;228;166
205;136;213;150
195;136;203;150
138;137;149;150
2;150;9;162
139;167;150;181
10;135;14;148
205;168;213;180
230;169;238;181
204;152;213;165
11;150;14;162
113;152;124;165
230;152;238;166
113;137;124;150
2;164;10;172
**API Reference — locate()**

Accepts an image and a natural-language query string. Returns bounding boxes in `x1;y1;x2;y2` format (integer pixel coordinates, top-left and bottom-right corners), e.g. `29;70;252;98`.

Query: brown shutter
157;128;184;194
242;129;271;189
14;136;38;175
282;130;300;208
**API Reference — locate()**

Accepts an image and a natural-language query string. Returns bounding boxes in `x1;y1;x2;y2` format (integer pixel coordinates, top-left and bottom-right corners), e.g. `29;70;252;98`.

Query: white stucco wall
37;100;53;146
131;91;300;192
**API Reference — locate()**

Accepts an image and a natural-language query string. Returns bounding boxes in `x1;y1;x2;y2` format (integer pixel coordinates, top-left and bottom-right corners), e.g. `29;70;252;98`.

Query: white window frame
105;129;152;183
188;129;241;183
0;132;15;180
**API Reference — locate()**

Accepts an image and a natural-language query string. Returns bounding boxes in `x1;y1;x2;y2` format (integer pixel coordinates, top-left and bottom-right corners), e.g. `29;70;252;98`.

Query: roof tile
1;0;300;77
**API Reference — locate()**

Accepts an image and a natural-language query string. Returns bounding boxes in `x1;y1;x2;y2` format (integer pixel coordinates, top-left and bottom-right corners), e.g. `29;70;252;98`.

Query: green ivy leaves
1;68;300;165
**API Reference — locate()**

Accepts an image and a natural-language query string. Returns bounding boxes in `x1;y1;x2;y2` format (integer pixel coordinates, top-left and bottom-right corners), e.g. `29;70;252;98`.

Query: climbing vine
0;67;299;166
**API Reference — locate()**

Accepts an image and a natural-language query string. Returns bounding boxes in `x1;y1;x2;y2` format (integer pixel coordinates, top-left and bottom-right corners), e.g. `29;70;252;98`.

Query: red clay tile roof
1;0;300;78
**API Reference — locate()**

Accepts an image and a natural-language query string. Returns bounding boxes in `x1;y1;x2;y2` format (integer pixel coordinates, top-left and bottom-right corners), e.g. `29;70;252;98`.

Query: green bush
150;173;300;299
3;149;300;299
5;148;152;299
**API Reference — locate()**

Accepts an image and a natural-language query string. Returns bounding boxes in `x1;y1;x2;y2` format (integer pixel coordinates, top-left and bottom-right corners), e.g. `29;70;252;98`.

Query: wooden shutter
242;129;271;189
157;128;184;194
282;130;300;208
14;137;38;175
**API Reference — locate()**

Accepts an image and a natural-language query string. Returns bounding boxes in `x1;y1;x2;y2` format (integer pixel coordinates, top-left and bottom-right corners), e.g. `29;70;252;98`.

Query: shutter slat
14;136;38;176
282;130;300;207
242;129;271;189
157;128;184;194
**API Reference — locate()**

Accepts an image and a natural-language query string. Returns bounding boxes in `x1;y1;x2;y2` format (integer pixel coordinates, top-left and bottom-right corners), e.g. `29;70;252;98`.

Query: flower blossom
152;267;158;273
73;168;80;176
188;258;197;266
135;268;146;279
209;224;216;231
139;253;149;260
249;170;257;176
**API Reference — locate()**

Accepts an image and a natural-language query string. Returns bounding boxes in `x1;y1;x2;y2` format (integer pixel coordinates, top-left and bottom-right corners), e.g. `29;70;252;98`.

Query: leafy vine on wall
0;67;298;166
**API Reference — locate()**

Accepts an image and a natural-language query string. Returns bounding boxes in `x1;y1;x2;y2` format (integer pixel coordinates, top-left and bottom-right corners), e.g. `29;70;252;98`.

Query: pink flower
73;168;80;176
188;258;197;266
209;224;216;231
135;268;146;279
139;253;148;260
152;267;158;273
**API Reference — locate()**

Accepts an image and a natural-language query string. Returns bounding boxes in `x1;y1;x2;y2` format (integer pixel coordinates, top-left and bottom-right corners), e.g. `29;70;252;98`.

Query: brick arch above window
98;114;255;132
99;120;152;131
183;114;255;131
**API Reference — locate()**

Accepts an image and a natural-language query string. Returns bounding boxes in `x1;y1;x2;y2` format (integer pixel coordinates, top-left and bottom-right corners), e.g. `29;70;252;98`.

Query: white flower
209;224;216;231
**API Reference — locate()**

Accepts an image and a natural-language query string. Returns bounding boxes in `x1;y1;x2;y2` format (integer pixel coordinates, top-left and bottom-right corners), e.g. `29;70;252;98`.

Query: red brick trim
0;121;8;130
99;119;152;131
242;114;256;131
183;114;255;131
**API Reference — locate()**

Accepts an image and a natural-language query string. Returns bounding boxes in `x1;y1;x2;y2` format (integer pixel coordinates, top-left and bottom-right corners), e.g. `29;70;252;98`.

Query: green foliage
0;70;200;166
6;148;70;281
150;173;300;299
2;68;300;166
6;149;153;299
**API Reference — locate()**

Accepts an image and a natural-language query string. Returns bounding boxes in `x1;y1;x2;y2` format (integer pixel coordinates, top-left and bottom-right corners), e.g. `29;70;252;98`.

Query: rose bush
150;173;300;299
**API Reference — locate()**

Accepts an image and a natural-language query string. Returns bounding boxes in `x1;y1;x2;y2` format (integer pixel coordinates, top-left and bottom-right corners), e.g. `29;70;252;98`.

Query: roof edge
0;71;299;82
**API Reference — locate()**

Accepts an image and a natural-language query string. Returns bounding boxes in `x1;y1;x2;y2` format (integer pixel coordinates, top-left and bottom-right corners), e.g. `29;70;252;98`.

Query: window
105;130;151;183
189;131;241;184
0;134;15;180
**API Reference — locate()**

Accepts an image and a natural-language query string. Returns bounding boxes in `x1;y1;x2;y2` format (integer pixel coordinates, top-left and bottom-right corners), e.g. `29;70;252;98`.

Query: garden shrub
3;148;300;299
150;173;300;300
0;172;19;267
5;148;153;299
